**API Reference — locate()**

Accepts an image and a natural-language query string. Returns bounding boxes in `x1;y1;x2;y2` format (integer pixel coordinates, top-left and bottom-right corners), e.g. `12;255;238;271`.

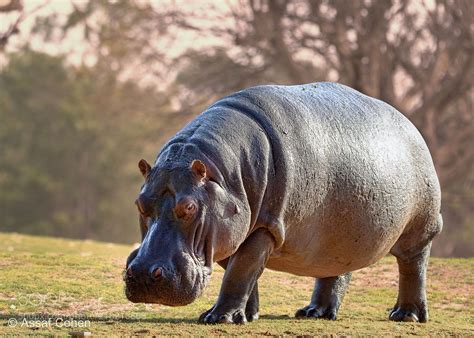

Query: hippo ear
138;159;151;178
191;160;206;180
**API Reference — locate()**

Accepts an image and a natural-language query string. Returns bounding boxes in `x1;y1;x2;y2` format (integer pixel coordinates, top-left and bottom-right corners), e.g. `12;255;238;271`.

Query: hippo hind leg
389;213;443;323
389;244;431;322
295;272;351;320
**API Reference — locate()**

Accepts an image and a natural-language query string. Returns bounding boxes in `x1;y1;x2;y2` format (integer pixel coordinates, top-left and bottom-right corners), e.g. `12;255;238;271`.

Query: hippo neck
196;95;293;247
155;94;292;248
214;95;292;248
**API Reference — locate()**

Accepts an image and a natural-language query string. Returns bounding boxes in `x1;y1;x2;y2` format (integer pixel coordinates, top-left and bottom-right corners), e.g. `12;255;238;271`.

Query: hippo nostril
152;267;162;279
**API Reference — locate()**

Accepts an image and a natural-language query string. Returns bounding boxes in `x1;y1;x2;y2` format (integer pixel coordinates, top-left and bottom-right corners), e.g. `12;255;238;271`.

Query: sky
2;0;90;64
1;0;233;67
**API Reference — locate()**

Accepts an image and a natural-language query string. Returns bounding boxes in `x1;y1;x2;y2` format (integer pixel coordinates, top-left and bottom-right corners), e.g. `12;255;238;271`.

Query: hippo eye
135;198;156;217
135;199;145;215
186;203;196;213
175;197;198;220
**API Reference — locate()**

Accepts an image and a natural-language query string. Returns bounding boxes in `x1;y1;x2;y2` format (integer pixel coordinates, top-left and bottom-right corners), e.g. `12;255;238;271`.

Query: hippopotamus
124;82;442;324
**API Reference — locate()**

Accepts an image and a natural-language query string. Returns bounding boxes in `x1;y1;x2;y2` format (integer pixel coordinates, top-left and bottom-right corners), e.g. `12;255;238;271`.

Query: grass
0;232;473;335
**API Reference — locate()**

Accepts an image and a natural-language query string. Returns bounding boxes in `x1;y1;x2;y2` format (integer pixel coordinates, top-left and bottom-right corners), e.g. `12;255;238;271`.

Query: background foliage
0;0;472;255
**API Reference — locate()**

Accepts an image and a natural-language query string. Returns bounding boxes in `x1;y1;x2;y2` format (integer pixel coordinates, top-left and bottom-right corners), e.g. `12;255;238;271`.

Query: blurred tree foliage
1;0;472;255
0;49;177;243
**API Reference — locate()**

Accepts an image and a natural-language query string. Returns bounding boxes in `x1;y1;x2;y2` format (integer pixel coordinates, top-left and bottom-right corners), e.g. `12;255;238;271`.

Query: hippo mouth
124;252;211;306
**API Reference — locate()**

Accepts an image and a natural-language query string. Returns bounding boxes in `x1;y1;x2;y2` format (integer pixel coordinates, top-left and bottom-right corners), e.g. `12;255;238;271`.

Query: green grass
0;232;473;335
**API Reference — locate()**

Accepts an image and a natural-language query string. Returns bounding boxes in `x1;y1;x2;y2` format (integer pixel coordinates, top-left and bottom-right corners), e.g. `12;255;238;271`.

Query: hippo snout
124;253;209;306
124;260;177;304
125;261;167;285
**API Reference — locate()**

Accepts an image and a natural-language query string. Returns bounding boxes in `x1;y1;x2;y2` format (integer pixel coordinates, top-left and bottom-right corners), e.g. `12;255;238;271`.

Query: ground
0;232;472;335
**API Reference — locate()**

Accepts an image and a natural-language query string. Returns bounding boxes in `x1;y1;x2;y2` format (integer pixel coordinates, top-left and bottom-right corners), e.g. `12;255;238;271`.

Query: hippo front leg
199;258;260;322
295;272;352;320
199;228;274;324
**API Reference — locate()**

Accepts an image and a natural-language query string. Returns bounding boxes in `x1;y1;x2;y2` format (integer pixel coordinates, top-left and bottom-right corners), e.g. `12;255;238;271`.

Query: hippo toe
389;302;428;323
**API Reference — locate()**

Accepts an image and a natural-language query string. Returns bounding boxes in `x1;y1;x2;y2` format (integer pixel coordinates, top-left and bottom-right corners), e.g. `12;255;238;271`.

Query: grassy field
0;232;472;335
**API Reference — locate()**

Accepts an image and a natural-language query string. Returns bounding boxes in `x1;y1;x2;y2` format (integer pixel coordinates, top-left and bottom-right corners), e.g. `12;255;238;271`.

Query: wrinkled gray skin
124;82;442;324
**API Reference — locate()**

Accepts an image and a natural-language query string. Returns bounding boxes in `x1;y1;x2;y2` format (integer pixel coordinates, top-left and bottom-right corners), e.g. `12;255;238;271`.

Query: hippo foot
198;306;248;324
295;304;337;320
245;310;259;322
389;303;427;323
199;305;258;324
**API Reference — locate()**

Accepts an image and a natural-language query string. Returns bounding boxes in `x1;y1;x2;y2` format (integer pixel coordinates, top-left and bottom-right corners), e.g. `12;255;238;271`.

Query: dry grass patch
0;232;472;335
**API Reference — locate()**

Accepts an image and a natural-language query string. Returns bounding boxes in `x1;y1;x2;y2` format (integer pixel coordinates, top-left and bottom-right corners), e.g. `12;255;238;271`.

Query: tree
0;50;172;242
0;0;48;52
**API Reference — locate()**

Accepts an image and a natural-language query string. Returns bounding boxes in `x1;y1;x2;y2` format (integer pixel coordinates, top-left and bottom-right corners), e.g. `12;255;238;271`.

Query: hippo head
124;153;250;306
